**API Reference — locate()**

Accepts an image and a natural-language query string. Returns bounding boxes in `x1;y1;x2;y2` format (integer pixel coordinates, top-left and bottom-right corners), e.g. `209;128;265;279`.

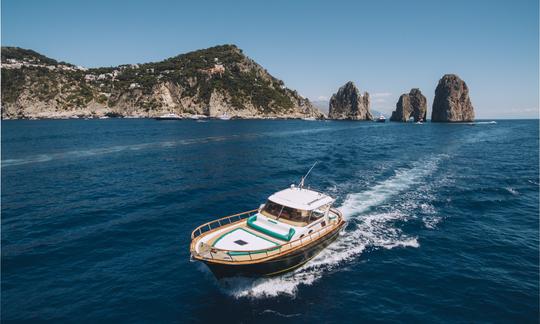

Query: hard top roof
268;186;334;211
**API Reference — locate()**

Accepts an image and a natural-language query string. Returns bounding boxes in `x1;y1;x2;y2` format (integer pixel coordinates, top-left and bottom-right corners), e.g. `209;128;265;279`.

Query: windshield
261;200;308;222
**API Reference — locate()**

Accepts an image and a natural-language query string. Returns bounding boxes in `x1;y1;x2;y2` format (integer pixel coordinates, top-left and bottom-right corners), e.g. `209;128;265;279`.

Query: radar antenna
299;161;318;189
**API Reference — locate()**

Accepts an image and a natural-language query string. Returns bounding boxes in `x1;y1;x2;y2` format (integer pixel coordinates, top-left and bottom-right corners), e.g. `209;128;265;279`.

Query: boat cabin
260;185;335;227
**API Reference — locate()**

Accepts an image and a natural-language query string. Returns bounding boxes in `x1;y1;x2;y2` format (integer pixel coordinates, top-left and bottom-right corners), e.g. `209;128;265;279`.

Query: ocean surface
1;119;538;323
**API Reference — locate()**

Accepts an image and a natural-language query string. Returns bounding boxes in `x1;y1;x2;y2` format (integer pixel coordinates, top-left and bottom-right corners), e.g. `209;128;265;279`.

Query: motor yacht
190;166;346;278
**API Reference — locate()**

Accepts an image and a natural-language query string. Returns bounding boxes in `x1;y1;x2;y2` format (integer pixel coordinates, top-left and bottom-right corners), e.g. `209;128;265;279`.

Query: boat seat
247;215;295;241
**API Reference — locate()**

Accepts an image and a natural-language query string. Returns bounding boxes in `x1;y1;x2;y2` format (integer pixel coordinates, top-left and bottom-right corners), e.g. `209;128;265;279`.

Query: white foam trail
1;136;247;167
219;154;446;299
339;156;443;217
2;126;350;168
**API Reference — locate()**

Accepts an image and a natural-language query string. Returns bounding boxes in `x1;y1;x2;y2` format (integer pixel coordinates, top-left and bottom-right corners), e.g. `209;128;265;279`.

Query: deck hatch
234;239;248;246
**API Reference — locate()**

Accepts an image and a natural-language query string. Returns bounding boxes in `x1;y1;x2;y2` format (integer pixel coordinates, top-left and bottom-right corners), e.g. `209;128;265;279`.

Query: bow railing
191;209;258;239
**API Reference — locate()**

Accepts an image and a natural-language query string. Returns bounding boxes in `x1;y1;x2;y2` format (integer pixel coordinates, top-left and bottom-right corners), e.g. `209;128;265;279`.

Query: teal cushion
247;215;295;241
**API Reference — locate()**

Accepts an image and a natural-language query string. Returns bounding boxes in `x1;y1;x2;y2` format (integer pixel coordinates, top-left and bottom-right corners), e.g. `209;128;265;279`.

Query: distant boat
189;114;207;120
155;113;182;120
302;117;317;121
415;117;424;124
376;115;386;123
467;121;497;126
218;113;231;120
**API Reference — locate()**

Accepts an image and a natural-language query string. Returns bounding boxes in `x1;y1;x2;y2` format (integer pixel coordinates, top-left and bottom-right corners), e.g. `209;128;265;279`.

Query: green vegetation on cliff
1;45;318;118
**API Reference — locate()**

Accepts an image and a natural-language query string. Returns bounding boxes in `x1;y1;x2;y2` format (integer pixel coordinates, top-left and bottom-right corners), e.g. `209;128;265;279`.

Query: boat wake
1;135;253;167
218;154;447;299
2;126;350;168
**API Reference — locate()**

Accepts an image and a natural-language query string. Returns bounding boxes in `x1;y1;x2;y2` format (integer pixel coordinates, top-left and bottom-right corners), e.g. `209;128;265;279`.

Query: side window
311;210;325;220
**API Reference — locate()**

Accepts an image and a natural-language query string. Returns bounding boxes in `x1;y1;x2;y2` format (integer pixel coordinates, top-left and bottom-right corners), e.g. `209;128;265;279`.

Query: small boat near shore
376;115;386;123
189;114;207;120
218;113;231;120
190;164;346;278
154;113;182;120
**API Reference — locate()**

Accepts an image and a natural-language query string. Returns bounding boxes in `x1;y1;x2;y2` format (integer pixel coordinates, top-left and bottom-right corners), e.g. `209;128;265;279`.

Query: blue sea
1;119;539;323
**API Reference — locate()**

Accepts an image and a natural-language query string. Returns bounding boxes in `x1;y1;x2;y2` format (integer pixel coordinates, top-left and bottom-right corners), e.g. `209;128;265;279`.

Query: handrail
192;208;344;262
190;209;258;239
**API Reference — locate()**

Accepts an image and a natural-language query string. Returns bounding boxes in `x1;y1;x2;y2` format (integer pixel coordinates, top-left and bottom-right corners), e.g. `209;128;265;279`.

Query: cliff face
1;45;323;119
328;81;372;120
390;88;427;122
431;74;474;122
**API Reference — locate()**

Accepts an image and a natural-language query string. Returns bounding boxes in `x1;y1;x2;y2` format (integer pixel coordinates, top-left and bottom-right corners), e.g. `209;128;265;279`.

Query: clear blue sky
2;0;538;118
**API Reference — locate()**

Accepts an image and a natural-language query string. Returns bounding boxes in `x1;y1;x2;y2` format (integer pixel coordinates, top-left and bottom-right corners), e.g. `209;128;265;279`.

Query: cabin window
262;201;284;217
309;209;325;221
261;201;306;222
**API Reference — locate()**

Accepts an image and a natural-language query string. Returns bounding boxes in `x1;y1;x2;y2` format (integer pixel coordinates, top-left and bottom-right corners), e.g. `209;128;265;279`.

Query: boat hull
200;222;344;279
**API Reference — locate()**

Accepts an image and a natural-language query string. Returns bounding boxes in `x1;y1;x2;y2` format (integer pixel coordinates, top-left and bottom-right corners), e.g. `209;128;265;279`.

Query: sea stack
390;88;427;122
328;81;372;120
431;74;475;122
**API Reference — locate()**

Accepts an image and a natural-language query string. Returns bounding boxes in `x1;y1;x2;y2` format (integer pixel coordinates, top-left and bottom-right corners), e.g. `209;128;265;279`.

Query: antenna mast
299;161;318;188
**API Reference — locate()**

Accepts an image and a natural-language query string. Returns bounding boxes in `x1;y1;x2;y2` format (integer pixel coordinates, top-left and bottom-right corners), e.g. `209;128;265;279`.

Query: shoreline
1;115;329;121
0;117;527;122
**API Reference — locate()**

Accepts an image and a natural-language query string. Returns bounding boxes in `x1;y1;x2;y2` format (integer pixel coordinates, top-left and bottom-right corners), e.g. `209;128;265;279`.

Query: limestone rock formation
390;88;427;122
328;81;372;120
431;74;475;122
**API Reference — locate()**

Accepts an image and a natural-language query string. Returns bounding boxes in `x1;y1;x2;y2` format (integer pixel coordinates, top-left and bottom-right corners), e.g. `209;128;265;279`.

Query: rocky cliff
328;81;372;120
1;45;323;119
390;88;427;122
431;74;474;122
